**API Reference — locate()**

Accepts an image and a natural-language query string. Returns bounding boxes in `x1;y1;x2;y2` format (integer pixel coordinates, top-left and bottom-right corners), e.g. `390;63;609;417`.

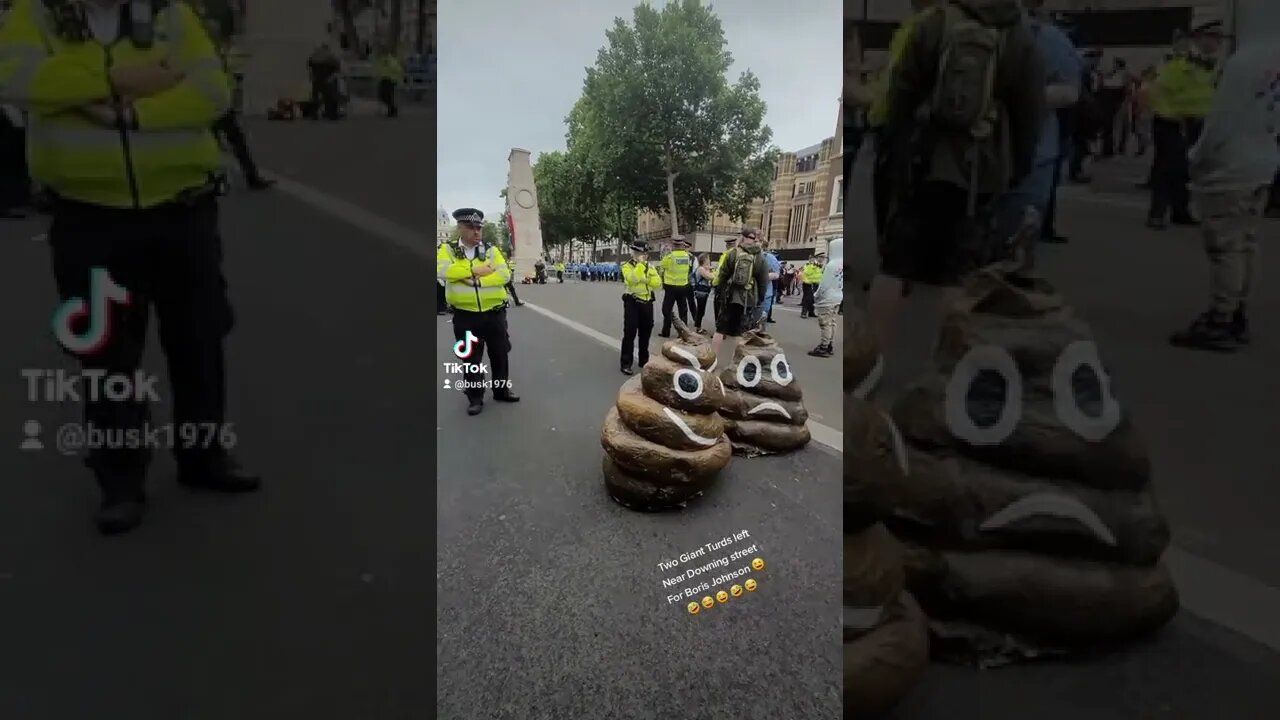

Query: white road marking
272;172;1280;649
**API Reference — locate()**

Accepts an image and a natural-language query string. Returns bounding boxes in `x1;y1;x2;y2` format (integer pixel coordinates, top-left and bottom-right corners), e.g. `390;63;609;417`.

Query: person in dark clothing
307;43;342;120
1097;57;1131;158
865;0;1044;348
1069;49;1102;182
0;105;30;219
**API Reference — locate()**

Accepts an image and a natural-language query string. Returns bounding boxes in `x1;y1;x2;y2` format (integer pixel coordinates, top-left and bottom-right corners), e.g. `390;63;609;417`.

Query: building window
830;177;844;216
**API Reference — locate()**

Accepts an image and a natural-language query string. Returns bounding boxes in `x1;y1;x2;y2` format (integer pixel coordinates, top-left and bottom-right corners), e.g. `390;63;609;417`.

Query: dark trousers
621;296;654;369
505;280;521;303
436;281;447;313
377;78;398;117
451;308;510;401
660;284;690;334
557;271;564;283
801;283;816;316
691;291;710;329
213;111;261;182
1097;88;1125;156
772;278;783;303
1149;115;1200;221
0;116;29;210
1069;131;1091;179
49;194;232;501
1043;152;1067;238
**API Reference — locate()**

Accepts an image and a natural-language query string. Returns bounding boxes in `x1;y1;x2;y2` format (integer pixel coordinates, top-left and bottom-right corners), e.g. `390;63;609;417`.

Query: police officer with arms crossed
437;208;521;416
619;240;660;375
0;0;261;535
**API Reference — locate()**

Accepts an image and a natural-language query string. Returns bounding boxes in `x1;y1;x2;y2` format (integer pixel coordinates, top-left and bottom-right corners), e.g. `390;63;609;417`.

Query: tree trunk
337;1;361;55
415;0;426;53
664;147;680;237
386;0;403;54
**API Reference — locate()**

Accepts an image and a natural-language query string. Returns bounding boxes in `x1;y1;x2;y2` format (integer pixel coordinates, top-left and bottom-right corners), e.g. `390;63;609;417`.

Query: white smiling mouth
747;401;792;420
663;407;718;446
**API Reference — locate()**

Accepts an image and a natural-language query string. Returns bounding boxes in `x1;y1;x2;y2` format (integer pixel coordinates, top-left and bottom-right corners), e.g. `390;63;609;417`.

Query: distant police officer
800;253;824;318
0;0;260;535
437;208;520;416
657;235;693;337
620;240;661;375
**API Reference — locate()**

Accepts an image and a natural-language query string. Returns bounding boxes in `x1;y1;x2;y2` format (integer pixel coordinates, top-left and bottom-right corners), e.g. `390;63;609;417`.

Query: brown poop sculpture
864;266;1178;665
717;331;810;456
845;307;928;718
601;319;732;511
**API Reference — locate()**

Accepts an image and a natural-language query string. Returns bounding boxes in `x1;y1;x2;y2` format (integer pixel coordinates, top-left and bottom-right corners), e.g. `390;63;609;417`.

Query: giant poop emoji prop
601;319;732;511
859;266;1178;665
718;331;811;456
845;307;928;717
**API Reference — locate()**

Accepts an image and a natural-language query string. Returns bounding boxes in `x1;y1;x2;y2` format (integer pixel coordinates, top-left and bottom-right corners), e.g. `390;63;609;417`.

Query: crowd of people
846;0;1278;355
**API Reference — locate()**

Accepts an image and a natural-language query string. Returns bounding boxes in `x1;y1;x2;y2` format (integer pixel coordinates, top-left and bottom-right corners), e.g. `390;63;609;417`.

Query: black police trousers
660;284;690;334
49;193;233;501
621;295;654;369
1149;115;1202;221
213;111;261;182
451;308;511;402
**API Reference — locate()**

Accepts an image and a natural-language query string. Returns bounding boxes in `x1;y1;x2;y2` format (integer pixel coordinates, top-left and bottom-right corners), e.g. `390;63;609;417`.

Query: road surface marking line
265;174;1280;647
522;301;843;455
1165;547;1280;652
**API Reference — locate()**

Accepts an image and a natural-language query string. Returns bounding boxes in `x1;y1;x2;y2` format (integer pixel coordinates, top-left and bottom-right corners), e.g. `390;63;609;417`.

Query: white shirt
460;242;482;260
83;1;124;44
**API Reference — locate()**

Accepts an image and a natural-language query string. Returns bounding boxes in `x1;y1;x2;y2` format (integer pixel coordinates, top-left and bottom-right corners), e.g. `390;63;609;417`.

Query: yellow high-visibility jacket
0;0;231;209
802;262;823;284
1150;57;1216;120
436;242;512;312
867;9;932;128
374;54;404;84
621;260;661;302
658;249;693;287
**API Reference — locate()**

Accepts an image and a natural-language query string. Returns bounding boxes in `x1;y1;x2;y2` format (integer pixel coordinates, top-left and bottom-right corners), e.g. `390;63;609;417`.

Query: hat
723;235;738;245
629;240;648;253
452;207;484;226
1191;20;1224;37
672;236;690;247
740;226;760;239
813;251;827;259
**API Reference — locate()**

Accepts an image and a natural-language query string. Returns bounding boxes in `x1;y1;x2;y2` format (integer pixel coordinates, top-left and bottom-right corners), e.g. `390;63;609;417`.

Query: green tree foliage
448;222;503;250
570;0;777;236
532;149;608;249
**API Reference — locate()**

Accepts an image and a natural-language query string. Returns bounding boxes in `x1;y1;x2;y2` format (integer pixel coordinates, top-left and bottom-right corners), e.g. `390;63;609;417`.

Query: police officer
0;0;261;535
373;46;403;118
800;253;824;318
437;208;520;416
657;235;693;337
1147;21;1221;229
620;240;660;375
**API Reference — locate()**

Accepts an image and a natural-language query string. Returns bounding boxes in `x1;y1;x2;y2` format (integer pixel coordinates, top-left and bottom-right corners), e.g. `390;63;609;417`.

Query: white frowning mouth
979;492;1118;547
747;401;792;420
663;407;717;446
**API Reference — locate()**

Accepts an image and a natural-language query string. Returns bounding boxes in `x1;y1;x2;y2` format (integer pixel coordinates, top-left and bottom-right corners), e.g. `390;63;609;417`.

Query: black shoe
95;499;145;535
766;317;777;323
467;399;484;416
1170;215;1200;227
621;365;634;376
657;332;671;338
493;390;521;403
807;345;827;357
1169;313;1238;353
178;456;261;493
1232;305;1251;345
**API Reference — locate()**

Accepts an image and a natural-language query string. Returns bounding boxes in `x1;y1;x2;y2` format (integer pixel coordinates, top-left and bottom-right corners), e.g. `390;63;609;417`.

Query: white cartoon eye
945;345;1022;446
770;354;794;386
673;368;704;400
736;355;762;388
1051;340;1121;441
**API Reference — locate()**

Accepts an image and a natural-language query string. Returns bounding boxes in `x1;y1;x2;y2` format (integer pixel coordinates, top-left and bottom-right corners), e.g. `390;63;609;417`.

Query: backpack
727;249;757;292
929;5;1005;141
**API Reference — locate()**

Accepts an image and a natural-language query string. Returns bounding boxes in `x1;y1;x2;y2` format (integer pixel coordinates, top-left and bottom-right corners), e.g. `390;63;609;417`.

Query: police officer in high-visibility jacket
620;240;661;375
437;208;521;416
1146;21;1222;229
656;235;693;337
800;255;824;318
0;0;260;535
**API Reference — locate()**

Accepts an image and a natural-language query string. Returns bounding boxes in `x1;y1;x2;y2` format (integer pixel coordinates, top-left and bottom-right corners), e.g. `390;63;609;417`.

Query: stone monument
506;149;546;280
238;0;332;115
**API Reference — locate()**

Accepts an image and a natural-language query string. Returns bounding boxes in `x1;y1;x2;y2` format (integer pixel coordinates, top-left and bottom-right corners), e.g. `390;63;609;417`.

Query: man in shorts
710;227;770;358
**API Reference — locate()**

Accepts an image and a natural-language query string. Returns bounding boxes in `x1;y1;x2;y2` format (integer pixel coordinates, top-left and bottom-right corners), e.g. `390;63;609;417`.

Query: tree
532;149;609;255
569;0;777;237
449;221;503;250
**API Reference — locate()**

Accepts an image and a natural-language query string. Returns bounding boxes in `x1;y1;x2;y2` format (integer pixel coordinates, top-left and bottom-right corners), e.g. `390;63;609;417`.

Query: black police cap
452;207;484;226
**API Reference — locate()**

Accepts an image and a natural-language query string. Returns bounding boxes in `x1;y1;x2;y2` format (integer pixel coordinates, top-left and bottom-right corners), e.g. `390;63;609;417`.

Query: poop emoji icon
844;311;927;718
717;331;810;456
862;266;1178;665
601;318;731;511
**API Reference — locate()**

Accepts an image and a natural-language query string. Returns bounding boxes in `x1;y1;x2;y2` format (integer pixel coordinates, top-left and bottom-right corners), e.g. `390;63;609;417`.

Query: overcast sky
436;0;842;223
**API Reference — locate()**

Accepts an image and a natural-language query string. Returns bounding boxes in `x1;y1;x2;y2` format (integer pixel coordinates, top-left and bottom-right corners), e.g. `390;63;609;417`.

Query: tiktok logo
453;330;478;359
51;268;131;354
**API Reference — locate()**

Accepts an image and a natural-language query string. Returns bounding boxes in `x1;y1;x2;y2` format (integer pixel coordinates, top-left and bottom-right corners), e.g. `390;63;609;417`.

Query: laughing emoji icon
751;557;765;571
701;595;715;609
744;578;758;592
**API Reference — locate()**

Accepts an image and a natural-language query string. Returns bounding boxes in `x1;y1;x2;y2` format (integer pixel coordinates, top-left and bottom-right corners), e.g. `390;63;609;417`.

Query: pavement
846;146;1280;717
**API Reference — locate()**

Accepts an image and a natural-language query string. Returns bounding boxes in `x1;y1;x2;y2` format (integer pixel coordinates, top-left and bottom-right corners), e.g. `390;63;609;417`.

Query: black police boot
807;344;827;357
178;454;262;493
95;499;146;535
1168;312;1238;353
1231;305;1251;346
621;364;634;376
493;388;521;403
466;397;484;415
